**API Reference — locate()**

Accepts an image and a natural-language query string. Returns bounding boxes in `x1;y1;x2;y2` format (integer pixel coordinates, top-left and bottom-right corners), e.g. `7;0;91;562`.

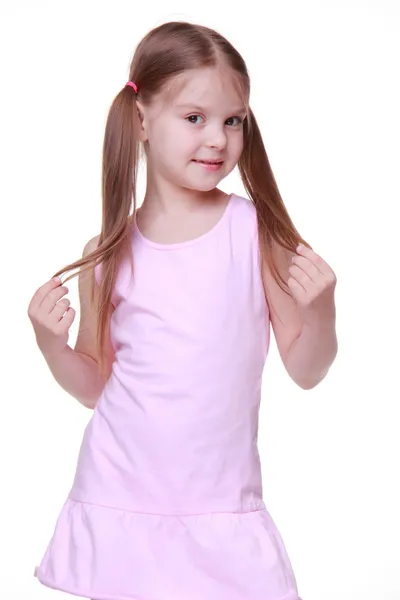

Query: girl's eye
226;116;243;126
186;115;204;124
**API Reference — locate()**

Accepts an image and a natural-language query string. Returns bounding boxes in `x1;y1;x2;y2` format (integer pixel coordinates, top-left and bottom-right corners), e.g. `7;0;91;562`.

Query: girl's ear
135;101;148;142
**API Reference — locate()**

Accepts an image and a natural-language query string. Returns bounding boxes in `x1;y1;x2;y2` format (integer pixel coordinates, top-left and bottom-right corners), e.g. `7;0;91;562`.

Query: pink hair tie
125;81;138;93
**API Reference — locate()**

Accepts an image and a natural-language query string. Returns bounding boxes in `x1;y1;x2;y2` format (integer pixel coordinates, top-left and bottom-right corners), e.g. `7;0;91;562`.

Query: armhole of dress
251;203;271;357
251;205;268;312
93;261;118;309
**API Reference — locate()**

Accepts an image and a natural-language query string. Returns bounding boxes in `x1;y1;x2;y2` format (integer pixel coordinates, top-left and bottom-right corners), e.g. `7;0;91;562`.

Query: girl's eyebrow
175;103;247;114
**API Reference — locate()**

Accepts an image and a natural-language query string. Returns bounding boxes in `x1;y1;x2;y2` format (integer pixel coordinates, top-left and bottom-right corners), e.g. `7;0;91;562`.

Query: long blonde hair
52;21;309;378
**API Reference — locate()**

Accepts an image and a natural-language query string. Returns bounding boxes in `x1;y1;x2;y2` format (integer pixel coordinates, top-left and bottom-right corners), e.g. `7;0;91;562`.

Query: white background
1;1;399;599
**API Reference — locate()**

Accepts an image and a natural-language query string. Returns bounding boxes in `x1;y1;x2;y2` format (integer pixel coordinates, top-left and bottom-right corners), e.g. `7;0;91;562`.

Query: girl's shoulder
229;192;258;231
230;192;256;214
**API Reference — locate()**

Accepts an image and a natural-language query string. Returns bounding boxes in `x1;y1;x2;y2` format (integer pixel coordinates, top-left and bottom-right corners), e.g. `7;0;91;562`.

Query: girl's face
137;67;247;193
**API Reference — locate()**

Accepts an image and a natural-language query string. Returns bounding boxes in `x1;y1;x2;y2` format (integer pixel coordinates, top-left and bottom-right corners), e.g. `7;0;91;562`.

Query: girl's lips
194;159;223;164
193;159;224;171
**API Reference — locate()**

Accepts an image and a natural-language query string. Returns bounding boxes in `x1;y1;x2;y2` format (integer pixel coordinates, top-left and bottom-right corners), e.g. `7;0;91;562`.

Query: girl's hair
52;21;309;379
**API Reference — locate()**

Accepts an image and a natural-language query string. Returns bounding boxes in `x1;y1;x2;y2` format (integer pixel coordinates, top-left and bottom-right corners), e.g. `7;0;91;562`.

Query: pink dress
35;193;301;600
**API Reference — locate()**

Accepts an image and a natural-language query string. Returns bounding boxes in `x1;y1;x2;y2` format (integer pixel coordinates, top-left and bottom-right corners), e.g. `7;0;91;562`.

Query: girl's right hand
27;277;76;357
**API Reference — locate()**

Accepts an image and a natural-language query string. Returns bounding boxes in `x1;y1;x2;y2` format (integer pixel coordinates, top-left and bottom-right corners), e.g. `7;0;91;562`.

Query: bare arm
284;315;337;390
42;345;108;409
263;242;337;390
32;235;115;409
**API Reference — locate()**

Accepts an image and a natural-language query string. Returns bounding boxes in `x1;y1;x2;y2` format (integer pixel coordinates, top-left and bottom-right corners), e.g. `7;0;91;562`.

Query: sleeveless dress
34;193;301;600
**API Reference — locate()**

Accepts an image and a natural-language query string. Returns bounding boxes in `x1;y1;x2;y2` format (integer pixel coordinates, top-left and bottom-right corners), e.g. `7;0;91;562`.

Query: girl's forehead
162;67;248;110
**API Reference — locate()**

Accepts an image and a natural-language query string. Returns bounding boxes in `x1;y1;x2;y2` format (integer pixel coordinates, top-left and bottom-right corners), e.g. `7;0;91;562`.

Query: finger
296;244;327;275
292;254;320;282
28;277;62;315
50;298;71;323
54;307;76;333
40;285;69;315
289;263;313;291
288;276;307;302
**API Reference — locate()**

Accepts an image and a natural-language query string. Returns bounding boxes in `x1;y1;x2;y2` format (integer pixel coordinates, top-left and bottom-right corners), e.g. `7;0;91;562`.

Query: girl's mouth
193;159;224;171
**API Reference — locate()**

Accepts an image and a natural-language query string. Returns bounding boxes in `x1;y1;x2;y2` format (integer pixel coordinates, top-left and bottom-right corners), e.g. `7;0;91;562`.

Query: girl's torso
70;193;270;514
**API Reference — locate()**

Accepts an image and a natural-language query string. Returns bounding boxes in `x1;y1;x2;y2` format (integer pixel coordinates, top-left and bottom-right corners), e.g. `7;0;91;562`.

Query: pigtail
93;85;141;377
238;109;310;296
52;85;141;380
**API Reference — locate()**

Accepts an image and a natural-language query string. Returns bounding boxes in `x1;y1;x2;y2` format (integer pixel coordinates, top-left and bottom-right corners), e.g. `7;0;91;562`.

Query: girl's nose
206;128;227;150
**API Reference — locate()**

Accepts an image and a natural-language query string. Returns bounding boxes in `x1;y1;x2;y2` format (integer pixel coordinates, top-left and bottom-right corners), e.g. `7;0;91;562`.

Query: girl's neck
135;187;231;246
140;186;227;218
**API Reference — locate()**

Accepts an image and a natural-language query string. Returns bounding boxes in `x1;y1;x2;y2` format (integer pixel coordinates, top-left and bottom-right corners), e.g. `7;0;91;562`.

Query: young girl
28;20;337;600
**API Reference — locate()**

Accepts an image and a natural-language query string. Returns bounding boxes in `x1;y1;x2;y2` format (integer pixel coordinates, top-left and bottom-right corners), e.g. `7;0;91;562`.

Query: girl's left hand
288;243;337;324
